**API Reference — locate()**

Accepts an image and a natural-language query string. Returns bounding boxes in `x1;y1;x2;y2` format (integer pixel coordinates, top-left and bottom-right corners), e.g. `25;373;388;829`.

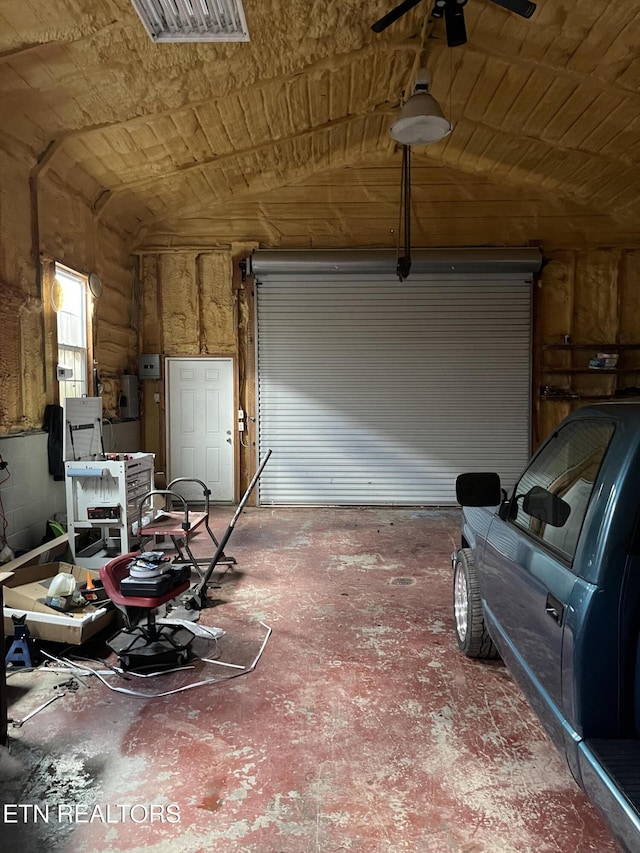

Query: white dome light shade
389;92;452;145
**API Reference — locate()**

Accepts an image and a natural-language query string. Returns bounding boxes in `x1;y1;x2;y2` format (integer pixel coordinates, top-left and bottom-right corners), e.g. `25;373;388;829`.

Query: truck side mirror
456;472;502;507
522;486;571;527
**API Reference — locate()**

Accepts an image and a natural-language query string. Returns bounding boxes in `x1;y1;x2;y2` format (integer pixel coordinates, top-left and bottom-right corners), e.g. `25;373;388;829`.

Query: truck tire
453;548;499;659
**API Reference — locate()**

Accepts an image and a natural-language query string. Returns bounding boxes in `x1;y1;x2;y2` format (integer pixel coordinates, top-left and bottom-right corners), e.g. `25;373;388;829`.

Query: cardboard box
3;556;114;645
2;533;70;573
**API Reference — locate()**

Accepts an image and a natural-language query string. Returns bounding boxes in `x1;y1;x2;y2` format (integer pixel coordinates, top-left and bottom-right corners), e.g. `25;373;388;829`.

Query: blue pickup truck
454;402;640;853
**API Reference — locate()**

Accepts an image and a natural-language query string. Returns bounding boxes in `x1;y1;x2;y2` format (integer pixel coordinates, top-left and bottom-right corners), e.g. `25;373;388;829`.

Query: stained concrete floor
0;507;621;852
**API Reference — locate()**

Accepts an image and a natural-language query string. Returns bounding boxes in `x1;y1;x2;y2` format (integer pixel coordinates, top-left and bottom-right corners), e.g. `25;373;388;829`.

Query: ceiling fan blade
444;0;467;47
372;0;423;33
489;0;536;19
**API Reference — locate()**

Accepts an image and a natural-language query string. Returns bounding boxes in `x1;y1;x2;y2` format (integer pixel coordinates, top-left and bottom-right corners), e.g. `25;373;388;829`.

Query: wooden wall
137;243;640;486
3;133;640;495
137;249;255;493
0;148;137;433
535;248;640;448
139;159;640;251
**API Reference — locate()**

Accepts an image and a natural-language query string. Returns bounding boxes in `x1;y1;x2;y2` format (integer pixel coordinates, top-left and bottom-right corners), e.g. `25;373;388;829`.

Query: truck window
511;419;615;562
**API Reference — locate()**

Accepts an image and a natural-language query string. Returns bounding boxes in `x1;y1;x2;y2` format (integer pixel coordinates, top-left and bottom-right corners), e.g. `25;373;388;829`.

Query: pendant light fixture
391;71;451;281
390;70;451;146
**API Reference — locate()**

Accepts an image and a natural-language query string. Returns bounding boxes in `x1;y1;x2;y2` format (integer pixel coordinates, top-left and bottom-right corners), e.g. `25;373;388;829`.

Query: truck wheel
453;548;499;659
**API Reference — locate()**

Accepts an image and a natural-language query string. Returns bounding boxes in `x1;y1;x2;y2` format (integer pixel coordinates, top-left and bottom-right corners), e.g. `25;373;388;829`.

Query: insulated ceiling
2;0;640;246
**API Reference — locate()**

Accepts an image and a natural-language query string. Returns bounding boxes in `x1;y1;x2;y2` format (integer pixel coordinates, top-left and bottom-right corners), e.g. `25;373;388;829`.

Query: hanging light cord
404;143;411;262
397;144;412;282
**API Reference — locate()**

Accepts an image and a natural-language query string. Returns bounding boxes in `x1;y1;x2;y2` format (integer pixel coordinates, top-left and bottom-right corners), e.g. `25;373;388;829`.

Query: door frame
165;355;239;502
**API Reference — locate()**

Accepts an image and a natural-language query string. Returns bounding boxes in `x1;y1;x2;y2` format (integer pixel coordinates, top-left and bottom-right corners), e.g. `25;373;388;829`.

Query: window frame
53;262;94;403
507;417;616;566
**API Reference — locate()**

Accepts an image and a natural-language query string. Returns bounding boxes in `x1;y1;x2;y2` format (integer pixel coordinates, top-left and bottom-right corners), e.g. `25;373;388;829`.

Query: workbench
65;454;154;566
63;397;154;568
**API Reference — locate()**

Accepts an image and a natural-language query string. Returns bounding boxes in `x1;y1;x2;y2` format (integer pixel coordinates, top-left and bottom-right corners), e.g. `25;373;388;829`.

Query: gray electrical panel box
119;375;140;420
138;353;161;379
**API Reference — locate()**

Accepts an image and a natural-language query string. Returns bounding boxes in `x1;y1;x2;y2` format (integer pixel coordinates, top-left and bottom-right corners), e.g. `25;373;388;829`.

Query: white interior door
166;358;234;502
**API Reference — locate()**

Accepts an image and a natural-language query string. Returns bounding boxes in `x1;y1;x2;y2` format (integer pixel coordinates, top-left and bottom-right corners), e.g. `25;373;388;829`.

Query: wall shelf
541;394;640;402
542;367;640;374
539;342;640;401
543;343;640;351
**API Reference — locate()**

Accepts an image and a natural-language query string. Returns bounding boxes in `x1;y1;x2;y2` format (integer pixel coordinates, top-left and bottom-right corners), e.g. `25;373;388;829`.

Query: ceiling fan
372;0;536;48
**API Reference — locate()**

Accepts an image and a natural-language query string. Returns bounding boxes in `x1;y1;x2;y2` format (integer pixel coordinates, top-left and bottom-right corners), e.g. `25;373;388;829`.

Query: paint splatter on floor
0;508;621;852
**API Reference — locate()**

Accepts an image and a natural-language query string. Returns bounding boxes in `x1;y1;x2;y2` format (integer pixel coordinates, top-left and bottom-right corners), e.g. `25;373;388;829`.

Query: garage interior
1;0;639;850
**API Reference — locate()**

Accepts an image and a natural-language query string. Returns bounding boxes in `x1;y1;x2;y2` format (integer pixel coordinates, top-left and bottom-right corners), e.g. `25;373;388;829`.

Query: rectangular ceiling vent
131;0;249;42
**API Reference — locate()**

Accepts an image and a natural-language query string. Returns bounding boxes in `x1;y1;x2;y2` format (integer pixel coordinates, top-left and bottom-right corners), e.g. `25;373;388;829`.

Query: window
511;418;615;562
55;264;89;403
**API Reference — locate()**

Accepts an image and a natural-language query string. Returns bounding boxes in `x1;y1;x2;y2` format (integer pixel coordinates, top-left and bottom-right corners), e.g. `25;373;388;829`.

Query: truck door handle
545;593;565;626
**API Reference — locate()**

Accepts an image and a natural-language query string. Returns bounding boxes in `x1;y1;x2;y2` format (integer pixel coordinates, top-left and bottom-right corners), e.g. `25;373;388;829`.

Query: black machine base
107;625;194;670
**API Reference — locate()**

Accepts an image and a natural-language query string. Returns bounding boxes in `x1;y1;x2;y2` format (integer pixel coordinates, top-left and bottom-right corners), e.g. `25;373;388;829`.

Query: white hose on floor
39;622;272;698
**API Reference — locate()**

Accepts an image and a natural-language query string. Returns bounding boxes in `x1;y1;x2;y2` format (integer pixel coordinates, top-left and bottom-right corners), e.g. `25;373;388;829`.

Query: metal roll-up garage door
253;248;541;506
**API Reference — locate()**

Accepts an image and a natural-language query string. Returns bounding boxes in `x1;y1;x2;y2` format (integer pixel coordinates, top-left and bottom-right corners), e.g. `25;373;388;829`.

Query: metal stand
136;477;236;578
180;450;272;612
5;617;34;669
